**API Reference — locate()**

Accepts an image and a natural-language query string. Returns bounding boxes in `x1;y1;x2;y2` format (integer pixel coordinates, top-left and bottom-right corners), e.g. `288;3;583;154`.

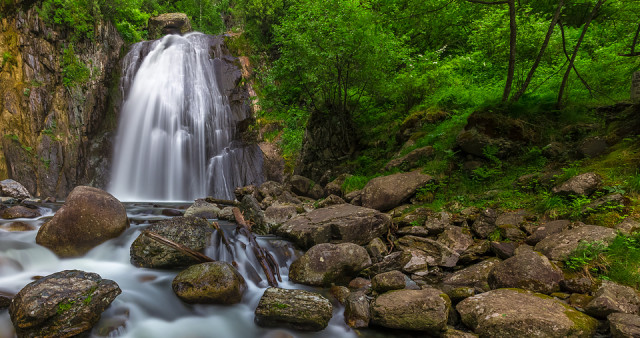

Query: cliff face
0;4;124;198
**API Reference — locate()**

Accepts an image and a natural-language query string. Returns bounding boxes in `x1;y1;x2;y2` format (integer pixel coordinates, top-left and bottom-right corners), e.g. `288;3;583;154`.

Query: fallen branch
233;207;281;287
205;197;240;206
211;221;237;267
142;230;214;263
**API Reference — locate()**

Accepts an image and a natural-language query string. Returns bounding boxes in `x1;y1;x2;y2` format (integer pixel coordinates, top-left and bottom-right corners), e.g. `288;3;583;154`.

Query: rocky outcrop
254;287;333;331
36;186;128;257
371;288;451;333
172;262;246;304
0;6;124;198
9;270;121;337
148;13;192;40
130;216;213;268
276;204;390;249
289;243;371;286
457;289;598;337
361;170;435;211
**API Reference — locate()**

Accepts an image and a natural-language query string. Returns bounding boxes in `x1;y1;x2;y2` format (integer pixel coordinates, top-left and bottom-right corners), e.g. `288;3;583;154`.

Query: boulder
552;172;602;196
383;146;434;172
397;235;459;267
184;199;220;219
148;13;192;39
289;243;371;286
371;270;406;293
361;170;435;211
525;220;571;245
0;291;12;309
330;286;350;304
1;221;36;231
36;186;128;257
325;174;351;197
264;205;298;227
344;291;370;328
535;225;617;261
402;249;430;274
442;258;501;293
0;179;31;199
585;281;640;319
254;288;333;331
240;195;268;234
458;240;491;265
172;262;246;304
490;241;516;259
1;205;40;219
363;251;412;275
290;175;324;200
316;194;345;208
614;218;640;236
276;204;390;249
437;226;473;254
470;208;497;239
366;237;387;263
608;313;640;338
487;250;563;294
130;216;213;268
9;270;121;337
371;288;451;333
456;289;598;337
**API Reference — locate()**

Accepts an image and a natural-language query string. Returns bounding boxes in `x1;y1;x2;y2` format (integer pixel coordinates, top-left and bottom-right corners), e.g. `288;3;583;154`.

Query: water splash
109;33;263;202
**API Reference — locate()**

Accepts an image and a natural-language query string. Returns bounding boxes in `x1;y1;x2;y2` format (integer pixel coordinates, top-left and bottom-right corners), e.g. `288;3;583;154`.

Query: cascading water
109;33;263;202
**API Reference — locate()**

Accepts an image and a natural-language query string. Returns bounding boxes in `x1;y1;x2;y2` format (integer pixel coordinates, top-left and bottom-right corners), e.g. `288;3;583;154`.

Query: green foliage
565;240;608;272
341;175;372;194
61;44;90;87
1;51;14;68
38;0;96;41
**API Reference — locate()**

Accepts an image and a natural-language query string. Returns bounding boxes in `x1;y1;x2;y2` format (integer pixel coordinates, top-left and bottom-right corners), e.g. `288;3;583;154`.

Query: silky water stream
0;203;357;338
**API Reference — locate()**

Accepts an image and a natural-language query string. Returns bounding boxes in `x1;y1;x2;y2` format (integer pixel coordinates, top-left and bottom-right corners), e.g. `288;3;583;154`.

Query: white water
109;33;263;202
0;204;357;338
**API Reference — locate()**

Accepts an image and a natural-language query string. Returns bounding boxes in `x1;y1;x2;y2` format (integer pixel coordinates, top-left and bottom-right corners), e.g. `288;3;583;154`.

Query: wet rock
184;199;220;219
290;175;324;200
383;146;434;172
1;221;35;231
0;291;12;309
0;197;18;204
456;289;598;337
525;220;571;245
535;225;617;261
289;243;371;286
371;270;406;293
264;205;298;227
36;186;128;257
608;313;640;338
398;235;459;267
0;179;31;199
371;288;450;333
130;216;213;269
9;270;121;337
361;170;435;211
254;288;333;331
552;172;602;196
442;258;501;293
1;205;40;219
330;286;350;304
437;226;473;254
218;207;234;220
344;291;370;328
366;238;387;263
488;250;563;294
316;194;345;208
172;262;246;304
276;204;390;249
614;218;640;235
240;195;268;234
471;208;497;238
148;13;192;39
585;281;640;319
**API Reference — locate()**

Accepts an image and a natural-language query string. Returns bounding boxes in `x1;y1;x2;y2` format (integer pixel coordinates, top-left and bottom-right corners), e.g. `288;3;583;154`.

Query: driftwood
211;221;238;267
205;197;240;206
142;230;214;263
233;207;282;287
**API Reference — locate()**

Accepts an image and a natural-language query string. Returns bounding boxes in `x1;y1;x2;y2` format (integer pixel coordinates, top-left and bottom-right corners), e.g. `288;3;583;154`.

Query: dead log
142;230;214;263
205;197;240;206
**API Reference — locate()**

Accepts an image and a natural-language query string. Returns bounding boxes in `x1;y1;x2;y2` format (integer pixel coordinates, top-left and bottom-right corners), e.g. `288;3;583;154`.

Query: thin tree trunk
620;22;640;57
557;0;606;108
502;0;517;101
512;0;564;102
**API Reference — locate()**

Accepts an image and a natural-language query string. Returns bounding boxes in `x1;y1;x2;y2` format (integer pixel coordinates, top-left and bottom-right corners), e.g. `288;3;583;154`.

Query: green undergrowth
565;233;640;288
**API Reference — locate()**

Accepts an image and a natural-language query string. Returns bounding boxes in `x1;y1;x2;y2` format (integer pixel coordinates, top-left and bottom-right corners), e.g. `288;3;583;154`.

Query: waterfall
109;33;263;202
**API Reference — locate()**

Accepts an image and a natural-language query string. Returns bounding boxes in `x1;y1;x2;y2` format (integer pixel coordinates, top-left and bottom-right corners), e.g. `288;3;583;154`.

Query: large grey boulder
184;199;220;219
371;288;450;333
0;179;31;199
361;170;435;211
608;313;640;338
344;291;370;328
148;13;192;39
130;216;213;269
488;250;563;294
442;258;501;293
289;243;371;286
585;281;640;319
552;172;602;196
457;289;598;337
9;270;121;337
534;225;617;261
525;220;571;245
36;186;129;257
172;262;246;304
276;204;389;249
397;235;459;267
254;288;333;331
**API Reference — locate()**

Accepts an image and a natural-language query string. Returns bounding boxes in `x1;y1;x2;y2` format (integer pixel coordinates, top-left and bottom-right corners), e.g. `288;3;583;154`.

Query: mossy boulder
36;186;128;257
371;270;406;293
442;257;501;293
254;288;333;331
456;288;598;337
371;288;451;333
289;242;371;286
172;262;246;304
488;250;563;294
534;224;617;261
585;281;640;319
9;270;121;337
361;170;435;211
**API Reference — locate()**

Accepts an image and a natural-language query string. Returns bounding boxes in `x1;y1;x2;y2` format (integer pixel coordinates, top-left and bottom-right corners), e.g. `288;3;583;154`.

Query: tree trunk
512;0;564;102
502;0;517;101
557;0;606;108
